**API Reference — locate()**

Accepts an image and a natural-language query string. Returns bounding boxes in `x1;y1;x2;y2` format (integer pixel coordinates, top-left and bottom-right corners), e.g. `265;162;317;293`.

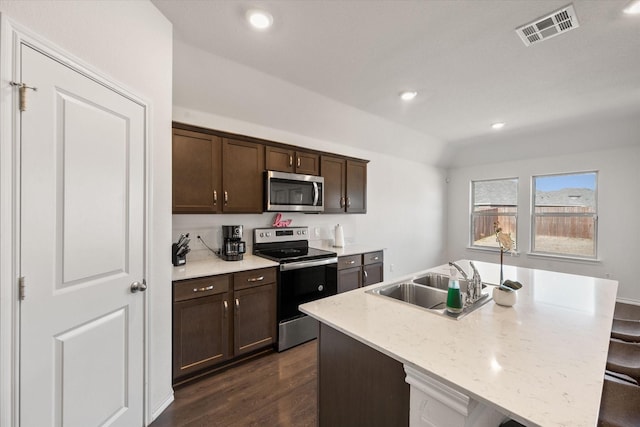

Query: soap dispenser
446;267;464;314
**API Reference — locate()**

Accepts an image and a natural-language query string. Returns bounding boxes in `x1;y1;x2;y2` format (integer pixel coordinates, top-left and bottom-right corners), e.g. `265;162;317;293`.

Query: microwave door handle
312;182;319;206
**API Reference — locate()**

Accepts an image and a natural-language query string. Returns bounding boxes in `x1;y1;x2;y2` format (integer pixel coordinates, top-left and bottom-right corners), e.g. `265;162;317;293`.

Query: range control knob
266;232;271;237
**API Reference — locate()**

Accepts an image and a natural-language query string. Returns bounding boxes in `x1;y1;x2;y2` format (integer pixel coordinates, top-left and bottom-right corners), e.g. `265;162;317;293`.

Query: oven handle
280;257;338;272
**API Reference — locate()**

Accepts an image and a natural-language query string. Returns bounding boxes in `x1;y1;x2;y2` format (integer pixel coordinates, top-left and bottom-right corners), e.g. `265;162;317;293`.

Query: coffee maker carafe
221;225;246;261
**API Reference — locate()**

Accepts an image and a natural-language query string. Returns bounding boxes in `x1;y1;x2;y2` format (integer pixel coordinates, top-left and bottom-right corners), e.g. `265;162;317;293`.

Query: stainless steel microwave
265;171;324;212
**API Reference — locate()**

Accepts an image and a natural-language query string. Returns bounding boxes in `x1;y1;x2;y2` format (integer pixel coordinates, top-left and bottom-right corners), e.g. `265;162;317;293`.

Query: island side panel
318;323;410;427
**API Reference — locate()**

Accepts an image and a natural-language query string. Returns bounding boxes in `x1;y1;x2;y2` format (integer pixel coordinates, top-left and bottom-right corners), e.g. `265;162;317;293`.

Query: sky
535;172;596;192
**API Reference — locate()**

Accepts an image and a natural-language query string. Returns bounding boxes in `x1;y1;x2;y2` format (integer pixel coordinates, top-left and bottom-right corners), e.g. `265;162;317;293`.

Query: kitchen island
300;260;618;427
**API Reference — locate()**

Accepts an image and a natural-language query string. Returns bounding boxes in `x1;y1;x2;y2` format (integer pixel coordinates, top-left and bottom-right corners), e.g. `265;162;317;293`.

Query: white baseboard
616;297;640;306
149;392;174;425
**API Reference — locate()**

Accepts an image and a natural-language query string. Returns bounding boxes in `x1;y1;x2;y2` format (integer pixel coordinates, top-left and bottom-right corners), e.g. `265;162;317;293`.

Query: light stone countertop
172;253;279;282
171;243;384;282
310;242;385;257
300;260;618;427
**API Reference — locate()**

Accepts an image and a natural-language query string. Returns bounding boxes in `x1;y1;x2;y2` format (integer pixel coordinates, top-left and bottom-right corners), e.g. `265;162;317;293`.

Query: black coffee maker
220;225;246;261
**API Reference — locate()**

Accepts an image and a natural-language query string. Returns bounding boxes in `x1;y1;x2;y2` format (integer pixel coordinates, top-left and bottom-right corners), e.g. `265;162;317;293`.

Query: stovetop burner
253;226;337;263
256;246;337;263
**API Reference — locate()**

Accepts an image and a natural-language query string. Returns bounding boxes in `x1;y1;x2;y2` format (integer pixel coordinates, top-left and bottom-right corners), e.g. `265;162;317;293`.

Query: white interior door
19;42;146;426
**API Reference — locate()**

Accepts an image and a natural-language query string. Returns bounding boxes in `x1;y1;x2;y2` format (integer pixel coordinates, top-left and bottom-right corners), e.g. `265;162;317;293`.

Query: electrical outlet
390;263;395;273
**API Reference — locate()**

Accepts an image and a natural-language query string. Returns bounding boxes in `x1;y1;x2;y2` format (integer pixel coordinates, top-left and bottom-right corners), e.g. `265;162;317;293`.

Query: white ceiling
153;0;640;148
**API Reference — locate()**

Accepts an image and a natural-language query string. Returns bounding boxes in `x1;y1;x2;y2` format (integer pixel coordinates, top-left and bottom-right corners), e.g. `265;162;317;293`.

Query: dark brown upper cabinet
173;123;367;215
172;128;264;214
172;128;222;213
321;155;367;214
266;146;320;176
221;138;265;213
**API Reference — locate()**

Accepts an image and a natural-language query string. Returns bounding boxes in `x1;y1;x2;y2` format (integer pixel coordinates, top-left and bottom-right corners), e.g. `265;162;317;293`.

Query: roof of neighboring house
474;180;596;208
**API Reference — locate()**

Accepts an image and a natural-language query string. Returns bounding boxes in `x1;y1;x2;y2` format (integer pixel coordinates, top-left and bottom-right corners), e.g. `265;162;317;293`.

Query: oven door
278;259;337;322
266;170;324;212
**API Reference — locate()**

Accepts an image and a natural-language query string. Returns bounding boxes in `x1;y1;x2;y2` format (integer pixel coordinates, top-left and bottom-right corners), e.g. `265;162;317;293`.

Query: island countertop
300;260;618;427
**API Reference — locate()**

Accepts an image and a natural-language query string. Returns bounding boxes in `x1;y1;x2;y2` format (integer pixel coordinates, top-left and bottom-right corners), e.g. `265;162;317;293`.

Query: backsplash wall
173;212;362;260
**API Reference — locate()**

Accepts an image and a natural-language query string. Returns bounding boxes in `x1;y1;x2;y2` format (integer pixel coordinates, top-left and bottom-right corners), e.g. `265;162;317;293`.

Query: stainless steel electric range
253;227;337;351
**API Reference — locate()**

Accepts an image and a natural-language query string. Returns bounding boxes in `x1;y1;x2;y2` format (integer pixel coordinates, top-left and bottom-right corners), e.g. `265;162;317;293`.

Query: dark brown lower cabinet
173;276;231;381
172;267;277;383
318;323;409;426
234;282;276;356
337;251;383;293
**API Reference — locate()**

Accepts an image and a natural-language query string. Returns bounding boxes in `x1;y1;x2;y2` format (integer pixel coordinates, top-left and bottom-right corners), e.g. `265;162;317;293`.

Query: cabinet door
346;160;367;214
266;146;294;173
172;128;222;213
338;266;362;293
234;283;276;356
296;151;320;175
321;155;346;213
362;263;383;287
173;293;230;381
222;138;265;213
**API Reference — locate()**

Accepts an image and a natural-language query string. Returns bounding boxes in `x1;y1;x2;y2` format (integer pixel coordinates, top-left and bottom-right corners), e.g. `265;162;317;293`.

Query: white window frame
530;171;598;260
470;178;518;251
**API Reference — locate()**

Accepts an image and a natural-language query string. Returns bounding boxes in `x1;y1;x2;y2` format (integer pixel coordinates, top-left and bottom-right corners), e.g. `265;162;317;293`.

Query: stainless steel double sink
367;272;492;319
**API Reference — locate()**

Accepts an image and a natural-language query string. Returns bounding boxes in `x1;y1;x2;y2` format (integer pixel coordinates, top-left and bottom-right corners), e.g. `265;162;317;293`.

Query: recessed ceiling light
400;91;417;101
623;0;640;14
491;122;505;130
246;9;273;30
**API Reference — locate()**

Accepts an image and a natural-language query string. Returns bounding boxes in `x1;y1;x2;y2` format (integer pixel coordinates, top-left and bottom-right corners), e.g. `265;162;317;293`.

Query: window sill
467;246;521;257
526;252;601;264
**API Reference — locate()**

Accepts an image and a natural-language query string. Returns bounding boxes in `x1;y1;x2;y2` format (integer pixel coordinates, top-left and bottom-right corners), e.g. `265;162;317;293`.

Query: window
471;178;518;249
532;172;597;258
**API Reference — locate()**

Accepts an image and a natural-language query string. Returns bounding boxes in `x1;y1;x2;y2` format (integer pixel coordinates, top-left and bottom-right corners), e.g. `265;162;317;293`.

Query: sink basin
412;273;451;290
370;282;447;310
367;280;492;320
412;273;486;294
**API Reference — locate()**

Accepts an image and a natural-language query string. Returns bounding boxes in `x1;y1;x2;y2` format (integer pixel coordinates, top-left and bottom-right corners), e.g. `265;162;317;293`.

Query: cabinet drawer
234;267;277;291
174;275;230;302
363;251;383;265
338;254;362;270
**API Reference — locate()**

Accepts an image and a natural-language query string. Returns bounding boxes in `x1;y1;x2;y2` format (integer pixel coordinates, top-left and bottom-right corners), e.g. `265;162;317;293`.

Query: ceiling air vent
516;4;579;47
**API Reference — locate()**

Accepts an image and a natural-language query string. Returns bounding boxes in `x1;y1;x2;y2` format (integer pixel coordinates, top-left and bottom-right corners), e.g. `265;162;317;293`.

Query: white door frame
0;14;151;426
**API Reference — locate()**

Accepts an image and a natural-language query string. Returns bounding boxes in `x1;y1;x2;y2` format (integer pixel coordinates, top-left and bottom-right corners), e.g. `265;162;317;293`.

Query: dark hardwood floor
151;340;317;427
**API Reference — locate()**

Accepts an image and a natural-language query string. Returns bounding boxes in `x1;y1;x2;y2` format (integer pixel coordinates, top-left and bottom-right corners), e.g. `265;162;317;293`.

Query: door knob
130;281;147;293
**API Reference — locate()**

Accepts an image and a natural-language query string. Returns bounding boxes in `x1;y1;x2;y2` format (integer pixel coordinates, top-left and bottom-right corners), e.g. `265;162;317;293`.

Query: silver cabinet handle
346;260;355;265
223;300;228;318
224;191;228;205
193;285;214;293
289;155;293;167
346;197;351;208
371;256;380;261
340;196;345;208
235;298;240;311
213;190;217;205
130;281;147;293
247;276;264;282
363;270;368;284
297;157;301;168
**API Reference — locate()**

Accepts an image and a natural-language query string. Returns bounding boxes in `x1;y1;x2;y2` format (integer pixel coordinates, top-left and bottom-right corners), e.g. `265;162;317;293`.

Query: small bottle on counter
446;268;463;314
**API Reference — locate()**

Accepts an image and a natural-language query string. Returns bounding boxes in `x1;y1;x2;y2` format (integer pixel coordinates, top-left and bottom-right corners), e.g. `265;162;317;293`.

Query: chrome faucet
449;261;483;305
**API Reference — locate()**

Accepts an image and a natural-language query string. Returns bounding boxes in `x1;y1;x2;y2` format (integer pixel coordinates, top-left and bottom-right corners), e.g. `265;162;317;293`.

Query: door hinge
18;276;26;301
10;81;37;112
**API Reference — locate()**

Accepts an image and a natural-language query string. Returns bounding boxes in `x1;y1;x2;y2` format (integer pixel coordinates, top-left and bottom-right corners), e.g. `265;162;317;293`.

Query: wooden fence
474;207;594;240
